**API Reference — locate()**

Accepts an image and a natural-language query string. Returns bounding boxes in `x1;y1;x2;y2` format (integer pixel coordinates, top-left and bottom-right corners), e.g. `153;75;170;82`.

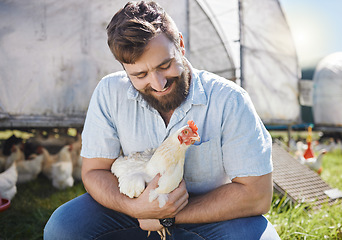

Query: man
44;1;280;239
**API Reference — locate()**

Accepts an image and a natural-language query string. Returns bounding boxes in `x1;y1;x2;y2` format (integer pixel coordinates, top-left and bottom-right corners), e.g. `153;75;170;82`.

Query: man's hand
138;219;163;231
129;175;189;219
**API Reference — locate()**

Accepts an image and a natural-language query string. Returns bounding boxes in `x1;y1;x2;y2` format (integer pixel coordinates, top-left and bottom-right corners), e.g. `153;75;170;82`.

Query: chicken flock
0;133;82;201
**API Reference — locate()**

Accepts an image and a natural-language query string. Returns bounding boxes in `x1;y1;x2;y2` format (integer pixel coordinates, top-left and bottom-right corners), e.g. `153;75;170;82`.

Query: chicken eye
183;130;188;135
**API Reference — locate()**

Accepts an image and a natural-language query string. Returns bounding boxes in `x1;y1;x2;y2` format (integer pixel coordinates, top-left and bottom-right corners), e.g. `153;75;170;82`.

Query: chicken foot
147;227;171;240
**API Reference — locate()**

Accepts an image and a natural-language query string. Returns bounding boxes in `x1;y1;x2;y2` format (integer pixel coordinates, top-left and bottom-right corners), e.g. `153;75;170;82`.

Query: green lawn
267;149;342;239
0;177;86;240
0;150;341;240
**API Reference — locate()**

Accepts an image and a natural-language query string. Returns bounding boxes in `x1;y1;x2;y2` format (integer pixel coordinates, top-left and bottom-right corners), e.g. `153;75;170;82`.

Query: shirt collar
187;63;207;106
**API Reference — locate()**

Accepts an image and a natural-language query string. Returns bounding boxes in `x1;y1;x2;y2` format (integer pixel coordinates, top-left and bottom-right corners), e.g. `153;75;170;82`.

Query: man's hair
107;1;180;64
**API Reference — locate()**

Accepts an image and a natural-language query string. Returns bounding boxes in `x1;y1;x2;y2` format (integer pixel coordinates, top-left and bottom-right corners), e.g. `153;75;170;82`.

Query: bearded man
44;1;280;239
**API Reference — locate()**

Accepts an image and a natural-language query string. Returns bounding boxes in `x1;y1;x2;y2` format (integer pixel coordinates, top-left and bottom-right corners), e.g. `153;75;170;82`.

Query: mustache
146;77;177;92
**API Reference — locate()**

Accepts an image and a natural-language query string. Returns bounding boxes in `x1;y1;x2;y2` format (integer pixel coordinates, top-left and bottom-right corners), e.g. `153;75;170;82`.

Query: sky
279;0;342;69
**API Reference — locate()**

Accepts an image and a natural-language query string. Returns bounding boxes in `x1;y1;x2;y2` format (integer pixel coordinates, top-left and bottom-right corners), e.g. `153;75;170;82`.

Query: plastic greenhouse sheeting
0;0;300;128
313;52;342;126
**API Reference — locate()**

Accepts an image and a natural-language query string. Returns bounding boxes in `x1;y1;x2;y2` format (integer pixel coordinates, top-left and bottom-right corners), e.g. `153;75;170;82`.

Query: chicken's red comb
187;120;198;133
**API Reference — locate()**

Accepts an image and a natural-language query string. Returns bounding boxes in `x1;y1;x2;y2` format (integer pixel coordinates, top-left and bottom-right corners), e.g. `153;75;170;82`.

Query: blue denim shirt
81;67;272;194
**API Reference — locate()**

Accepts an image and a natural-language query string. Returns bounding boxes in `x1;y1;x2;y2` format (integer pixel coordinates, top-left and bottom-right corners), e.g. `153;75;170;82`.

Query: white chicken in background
52;145;74;189
55;144;73;163
16;154;44;183
51;161;74;190
294;141;306;158
288;138;298;153
41;145;75;189
300;149;327;175
41;147;56;180
5;144;25;170
297;125;328;175
0;163;18;200
51;145;74;189
42;145;72;179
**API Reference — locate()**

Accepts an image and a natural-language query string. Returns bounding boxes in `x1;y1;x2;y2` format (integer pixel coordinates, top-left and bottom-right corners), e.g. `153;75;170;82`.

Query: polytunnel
0;0;300;128
313;52;342;126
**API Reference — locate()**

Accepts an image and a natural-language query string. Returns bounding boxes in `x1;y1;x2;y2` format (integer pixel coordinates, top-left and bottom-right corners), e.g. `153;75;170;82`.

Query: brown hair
106;1;180;64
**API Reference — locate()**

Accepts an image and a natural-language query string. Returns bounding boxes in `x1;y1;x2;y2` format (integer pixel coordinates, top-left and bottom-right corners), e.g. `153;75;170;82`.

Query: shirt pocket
184;137;222;183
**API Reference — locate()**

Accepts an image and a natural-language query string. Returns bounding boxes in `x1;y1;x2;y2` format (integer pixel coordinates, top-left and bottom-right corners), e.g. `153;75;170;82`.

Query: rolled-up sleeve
221;90;273;180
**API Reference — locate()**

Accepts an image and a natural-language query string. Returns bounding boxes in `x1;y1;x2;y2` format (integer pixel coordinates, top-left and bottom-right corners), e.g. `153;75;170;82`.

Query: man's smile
151;79;175;96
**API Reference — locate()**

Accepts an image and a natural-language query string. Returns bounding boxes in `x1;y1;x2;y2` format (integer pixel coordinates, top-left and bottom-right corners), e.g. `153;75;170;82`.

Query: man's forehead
123;34;177;73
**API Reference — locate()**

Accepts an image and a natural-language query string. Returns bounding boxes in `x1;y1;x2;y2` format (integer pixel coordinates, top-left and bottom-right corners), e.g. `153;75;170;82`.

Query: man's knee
181;215;279;240
44;204;78;240
227;216;280;240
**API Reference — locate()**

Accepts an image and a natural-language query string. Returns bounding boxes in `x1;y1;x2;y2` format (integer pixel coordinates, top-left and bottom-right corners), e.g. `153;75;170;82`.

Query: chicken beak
190;135;200;144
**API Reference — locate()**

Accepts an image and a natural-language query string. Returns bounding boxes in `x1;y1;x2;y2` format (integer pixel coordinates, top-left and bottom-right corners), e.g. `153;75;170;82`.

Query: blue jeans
44;193;280;240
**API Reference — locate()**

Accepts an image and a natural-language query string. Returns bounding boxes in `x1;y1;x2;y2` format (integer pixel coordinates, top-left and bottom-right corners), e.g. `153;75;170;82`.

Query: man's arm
175;172;273;224
81;157;188;220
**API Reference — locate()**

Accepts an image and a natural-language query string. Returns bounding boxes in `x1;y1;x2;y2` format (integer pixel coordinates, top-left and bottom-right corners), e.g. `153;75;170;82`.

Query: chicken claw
147;227;171;240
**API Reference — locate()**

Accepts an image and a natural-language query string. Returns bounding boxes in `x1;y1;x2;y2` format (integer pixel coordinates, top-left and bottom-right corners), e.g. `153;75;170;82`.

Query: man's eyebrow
130;58;173;76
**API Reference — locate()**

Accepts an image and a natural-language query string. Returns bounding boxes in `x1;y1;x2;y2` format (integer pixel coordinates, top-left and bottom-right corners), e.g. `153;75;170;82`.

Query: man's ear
179;32;185;56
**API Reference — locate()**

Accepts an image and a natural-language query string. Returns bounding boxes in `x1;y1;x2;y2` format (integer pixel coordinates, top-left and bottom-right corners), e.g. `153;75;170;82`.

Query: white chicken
111;120;200;239
41;147;56;179
51;145;74;189
42;145;72;178
112;120;200;207
0;163;18;200
300;149;327;175
16;154;44;183
51;161;74;190
41;145;75;189
5;144;25;170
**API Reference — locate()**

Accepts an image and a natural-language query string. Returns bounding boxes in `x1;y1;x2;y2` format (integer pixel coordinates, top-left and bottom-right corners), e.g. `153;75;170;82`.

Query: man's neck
159;110;174;126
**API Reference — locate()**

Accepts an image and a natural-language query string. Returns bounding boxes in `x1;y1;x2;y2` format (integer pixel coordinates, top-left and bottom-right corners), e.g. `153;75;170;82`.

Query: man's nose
149;71;167;91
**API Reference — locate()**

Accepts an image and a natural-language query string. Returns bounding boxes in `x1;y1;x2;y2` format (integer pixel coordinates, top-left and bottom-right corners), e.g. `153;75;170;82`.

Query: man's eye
160;62;171;70
136;73;147;79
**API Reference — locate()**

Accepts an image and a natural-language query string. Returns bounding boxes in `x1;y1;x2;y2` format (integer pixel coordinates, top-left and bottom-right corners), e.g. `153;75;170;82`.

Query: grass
267;149;342;239
268;195;342;239
0;177;86;240
0;150;341;240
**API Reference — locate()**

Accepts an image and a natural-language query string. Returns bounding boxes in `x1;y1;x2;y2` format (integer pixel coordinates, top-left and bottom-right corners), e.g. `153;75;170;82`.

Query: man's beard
139;59;191;113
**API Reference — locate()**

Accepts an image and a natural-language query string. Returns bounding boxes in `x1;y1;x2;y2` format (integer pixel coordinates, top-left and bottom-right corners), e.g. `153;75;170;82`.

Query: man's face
123;33;190;113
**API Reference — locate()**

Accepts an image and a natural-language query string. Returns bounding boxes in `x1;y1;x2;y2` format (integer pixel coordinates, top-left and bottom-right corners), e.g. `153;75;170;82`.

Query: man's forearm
175;173;273;224
82;167;132;213
81;157;138;217
82;158;189;220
